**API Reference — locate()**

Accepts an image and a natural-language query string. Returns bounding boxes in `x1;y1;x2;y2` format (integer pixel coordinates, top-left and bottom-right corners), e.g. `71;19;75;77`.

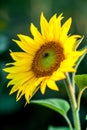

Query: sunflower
4;13;85;103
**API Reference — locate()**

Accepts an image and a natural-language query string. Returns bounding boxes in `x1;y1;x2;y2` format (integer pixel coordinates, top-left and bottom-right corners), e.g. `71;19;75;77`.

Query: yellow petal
30;23;45;45
48;13;63;42
9;51;31;61
64;35;81;55
51;70;66;81
48;14;57;41
54;13;64;42
47;79;59;91
17;34;41;53
7;73;34;90
60;50;86;72
24;78;39;103
49;14;57;24
60;59;76;72
67;50;86;61
6;59;32;67
60;67;76;72
17;34;34;44
61;17;72;40
34;77;44;86
13;39;36;55
40;78;47;94
16;86;24;101
40;13;49;40
4;65;30;73
7;71;33;79
10;84;20;94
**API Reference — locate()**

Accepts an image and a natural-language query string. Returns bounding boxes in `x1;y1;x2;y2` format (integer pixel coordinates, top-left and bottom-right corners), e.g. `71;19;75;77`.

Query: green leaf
48;126;70;130
31;98;70;117
74;74;87;90
74;74;87;109
31;99;73;130
85;115;87;120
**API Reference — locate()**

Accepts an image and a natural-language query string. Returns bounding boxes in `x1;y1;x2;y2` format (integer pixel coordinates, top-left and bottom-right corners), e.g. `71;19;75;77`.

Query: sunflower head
31;41;65;78
4;12;86;103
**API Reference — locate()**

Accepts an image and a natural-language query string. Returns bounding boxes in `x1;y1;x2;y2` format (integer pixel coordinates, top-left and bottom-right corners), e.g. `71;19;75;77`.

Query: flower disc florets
32;42;64;77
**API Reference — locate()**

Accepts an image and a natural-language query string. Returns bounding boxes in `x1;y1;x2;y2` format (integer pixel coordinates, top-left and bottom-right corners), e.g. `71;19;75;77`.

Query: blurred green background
0;0;87;130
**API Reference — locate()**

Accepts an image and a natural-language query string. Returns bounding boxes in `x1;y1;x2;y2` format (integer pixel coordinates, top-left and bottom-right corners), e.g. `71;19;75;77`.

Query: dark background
0;0;87;129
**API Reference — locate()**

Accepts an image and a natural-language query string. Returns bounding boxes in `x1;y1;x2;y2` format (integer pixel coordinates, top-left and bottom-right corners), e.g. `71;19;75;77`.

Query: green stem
65;116;73;130
65;73;81;130
77;87;87;110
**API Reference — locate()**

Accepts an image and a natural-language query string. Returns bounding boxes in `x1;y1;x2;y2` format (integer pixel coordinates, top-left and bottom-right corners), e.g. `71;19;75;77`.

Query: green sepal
74;36;84;50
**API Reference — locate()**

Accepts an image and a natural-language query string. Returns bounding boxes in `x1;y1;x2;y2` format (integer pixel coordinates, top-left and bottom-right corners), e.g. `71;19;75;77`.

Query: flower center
31;42;64;77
